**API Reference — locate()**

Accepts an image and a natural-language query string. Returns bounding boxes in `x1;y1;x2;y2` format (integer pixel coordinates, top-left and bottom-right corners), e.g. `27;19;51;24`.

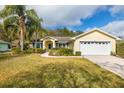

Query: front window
33;42;43;48
36;43;41;48
8;44;11;49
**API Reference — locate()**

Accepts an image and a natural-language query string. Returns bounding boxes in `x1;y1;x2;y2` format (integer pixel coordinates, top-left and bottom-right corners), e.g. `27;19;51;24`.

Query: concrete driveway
84;55;124;79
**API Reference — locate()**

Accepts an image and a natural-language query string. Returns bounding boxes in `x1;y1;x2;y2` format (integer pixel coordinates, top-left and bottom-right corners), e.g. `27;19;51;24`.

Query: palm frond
26;9;43;23
0;5;26;18
3;16;19;25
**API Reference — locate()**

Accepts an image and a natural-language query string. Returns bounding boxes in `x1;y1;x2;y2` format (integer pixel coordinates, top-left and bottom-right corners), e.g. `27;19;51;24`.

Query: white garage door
80;41;111;55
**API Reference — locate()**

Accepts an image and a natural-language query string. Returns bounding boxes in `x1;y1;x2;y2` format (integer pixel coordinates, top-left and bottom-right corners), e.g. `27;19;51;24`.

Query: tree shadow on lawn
0;62;124;88
0;53;30;62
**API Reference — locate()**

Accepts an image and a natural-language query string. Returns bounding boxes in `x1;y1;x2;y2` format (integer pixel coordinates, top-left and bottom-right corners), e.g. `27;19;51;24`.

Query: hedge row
117;40;124;58
12;48;46;54
49;48;74;56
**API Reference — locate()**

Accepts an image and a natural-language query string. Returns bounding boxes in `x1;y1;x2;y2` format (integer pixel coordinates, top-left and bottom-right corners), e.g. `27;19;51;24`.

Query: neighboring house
0;40;11;52
32;28;121;55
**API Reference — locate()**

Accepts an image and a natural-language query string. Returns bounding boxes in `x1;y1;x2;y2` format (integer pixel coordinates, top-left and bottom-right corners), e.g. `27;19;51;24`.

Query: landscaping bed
49;48;74;56
49;48;81;56
12;48;46;54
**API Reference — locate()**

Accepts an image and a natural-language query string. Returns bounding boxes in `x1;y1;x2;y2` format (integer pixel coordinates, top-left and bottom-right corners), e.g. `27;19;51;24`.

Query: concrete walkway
84;55;124;79
40;52;82;58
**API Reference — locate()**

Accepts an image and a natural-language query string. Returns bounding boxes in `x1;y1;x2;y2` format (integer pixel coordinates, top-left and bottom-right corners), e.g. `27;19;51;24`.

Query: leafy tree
0;5;44;51
75;30;83;35
46;27;81;37
58;27;73;36
3;17;19;42
0;23;4;40
26;9;43;41
26;9;48;51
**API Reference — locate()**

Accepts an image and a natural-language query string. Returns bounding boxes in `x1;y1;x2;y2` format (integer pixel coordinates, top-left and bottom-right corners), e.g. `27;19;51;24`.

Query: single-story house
0;40;11;52
32;28;121;55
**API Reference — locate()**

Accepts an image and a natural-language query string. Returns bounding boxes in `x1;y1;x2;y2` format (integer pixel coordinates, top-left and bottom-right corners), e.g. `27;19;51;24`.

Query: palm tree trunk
35;31;38;52
19;16;25;52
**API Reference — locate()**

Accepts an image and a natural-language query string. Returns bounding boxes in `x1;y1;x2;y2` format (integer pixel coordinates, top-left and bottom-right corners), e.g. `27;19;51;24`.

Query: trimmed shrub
24;42;30;50
111;51;116;56
12;48;46;54
117;40;124;58
49;48;73;56
24;48;46;54
24;48;34;54
12;48;21;54
49;48;59;56
75;51;81;56
36;48;46;54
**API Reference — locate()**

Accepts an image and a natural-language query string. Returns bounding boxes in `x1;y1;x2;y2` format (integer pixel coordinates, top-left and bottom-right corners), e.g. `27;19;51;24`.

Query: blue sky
67;10;114;31
27;5;124;36
1;5;124;36
41;6;124;33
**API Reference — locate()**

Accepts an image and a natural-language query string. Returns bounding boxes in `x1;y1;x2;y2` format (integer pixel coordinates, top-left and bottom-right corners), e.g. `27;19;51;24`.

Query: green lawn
0;54;124;88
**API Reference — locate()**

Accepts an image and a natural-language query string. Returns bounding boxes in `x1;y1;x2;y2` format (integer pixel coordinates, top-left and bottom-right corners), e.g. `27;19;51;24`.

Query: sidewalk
40;52;82;58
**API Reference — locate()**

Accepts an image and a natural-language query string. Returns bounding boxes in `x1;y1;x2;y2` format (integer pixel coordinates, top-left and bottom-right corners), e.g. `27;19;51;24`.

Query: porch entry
45;40;53;50
48;44;52;49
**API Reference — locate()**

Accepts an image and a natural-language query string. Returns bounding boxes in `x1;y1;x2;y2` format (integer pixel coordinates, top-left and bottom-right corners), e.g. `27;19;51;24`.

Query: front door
48;44;52;49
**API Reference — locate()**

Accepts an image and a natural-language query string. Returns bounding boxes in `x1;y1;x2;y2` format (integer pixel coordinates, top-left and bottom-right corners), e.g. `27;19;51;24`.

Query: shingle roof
42;36;72;41
53;36;72;43
41;36;73;43
53;36;72;41
0;40;10;44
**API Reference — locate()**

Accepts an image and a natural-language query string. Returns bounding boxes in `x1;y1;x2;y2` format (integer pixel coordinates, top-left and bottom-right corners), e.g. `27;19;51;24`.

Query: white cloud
0;5;106;26
109;5;124;15
100;20;124;36
27;5;106;26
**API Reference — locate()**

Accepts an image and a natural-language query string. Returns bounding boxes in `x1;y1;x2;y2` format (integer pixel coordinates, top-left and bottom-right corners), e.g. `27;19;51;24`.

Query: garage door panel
80;41;111;55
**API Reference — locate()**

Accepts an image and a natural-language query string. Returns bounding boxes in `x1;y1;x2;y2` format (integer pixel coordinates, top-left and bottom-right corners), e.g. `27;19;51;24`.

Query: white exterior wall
73;30;116;54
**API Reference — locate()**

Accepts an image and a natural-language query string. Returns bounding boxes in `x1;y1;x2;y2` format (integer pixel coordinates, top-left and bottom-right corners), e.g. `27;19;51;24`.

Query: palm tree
0;5;42;51
26;9;44;51
26;9;42;41
3;16;19;42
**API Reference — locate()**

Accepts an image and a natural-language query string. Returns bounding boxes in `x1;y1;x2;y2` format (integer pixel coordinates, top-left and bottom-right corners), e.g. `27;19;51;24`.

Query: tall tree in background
59;27;75;36
47;27;79;37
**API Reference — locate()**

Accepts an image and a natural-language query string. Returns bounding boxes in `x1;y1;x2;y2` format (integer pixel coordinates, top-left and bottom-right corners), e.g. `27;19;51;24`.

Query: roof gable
54;37;72;41
41;36;57;41
72;28;121;40
41;36;72;42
